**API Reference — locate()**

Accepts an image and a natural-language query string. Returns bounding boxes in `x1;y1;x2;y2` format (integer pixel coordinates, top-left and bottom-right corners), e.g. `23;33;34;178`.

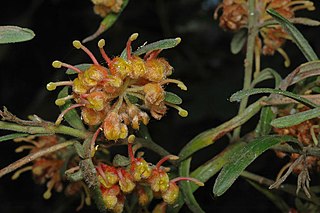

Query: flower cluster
91;0;124;17
48;33;187;141
273;108;320;174
11;135;90;207
96;135;203;212
214;0;315;65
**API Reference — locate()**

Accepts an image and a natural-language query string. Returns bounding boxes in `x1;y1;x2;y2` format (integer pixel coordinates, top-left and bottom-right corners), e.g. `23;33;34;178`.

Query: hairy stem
0;121;88;139
233;0;258;139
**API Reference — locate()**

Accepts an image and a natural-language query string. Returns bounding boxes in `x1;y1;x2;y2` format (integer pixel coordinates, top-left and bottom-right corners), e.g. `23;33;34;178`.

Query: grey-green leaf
133;38;181;56
231;29;247;54
112;154;130;167
271;107;320;128
58;87;85;130
267;9;318;62
0;133;29;142
66;63;92;74
230;88;318;108
165;92;183;105
0;26;35;44
213;135;296;197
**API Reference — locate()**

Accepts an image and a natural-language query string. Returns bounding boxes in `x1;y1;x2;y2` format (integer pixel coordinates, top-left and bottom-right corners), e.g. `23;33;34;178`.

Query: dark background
1;0;320;212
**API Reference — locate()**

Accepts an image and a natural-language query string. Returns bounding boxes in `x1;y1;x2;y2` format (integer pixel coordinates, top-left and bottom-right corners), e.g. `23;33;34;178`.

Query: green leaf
255;106;276;137
230;88;319;108
133;37;181;56
0;26;35;44
230;29;247;54
165;92;183;105
126;94;139;104
213;135;296;197
179;158;205;213
252;68;282;88
247;180;290;213
82;0;129;43
58;87;85;130
271;107;320;128
73;141;85;159
172;142;245;213
66;63;92;74
0;133;29;142
179;97;265;161
267;9;318;62
112;154;130;167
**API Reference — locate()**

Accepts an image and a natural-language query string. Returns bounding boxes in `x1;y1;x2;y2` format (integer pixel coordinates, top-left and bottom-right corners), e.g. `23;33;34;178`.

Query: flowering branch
0;140;75;178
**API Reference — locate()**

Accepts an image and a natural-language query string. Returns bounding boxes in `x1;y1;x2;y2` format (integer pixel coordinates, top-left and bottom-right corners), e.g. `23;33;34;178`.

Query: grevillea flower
91;0;124;17
214;0;316;66
12;135;90;210
95;136;204;212
48;33;187;141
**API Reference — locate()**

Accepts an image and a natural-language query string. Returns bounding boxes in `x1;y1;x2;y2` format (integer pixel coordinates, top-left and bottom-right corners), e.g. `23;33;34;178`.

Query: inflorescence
47;33;187;141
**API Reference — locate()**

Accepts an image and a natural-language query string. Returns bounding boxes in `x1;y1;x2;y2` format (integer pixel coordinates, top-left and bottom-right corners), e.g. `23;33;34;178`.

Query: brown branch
0;140;75;178
262;94;320;106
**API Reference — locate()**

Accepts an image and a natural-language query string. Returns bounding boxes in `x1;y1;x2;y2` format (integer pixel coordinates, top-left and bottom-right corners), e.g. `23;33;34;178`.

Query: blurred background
1;0;320;212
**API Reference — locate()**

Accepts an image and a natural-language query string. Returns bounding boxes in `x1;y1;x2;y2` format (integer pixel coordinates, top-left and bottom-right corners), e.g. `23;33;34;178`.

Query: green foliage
0;26;35;44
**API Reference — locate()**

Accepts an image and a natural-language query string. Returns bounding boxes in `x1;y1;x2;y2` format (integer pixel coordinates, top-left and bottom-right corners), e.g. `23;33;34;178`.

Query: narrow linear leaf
165;92;183;105
171;142;246;213
179;97;265;161
0;133;29;142
0;26;35;44
230;28;247;54
271;107;320;128
267;9;318;62
252;68;282;88
58;87;85;130
230;88;319;108
82;0;129;43
291;60;320;85
66;63;92;74
133;37;181;56
179;158;205;213
213;135;296;197
255;106;276;137
247;180;290;213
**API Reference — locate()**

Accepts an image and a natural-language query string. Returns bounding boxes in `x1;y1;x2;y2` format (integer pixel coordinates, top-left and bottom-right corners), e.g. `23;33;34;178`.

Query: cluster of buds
48;33;187;141
273;108;320;174
214;0;315;65
96;135;203;212
91;0;124;17
11;136;91;208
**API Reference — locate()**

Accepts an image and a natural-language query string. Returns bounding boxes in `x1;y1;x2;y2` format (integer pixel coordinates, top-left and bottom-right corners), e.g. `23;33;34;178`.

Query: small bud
128;135;136;144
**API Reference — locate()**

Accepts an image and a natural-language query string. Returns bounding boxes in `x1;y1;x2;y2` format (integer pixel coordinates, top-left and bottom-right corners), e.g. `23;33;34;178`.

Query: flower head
49;34;187;141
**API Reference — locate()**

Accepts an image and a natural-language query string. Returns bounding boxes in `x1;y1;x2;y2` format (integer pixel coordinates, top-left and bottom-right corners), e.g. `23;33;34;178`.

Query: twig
0;121;88;139
269;155;304;189
261;94;320;106
0;140;75;178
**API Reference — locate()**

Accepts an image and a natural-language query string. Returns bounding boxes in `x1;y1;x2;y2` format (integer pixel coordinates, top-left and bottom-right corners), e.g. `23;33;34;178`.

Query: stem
233;0;258;139
0;140;75;178
0;121;88;139
241;170;320;205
